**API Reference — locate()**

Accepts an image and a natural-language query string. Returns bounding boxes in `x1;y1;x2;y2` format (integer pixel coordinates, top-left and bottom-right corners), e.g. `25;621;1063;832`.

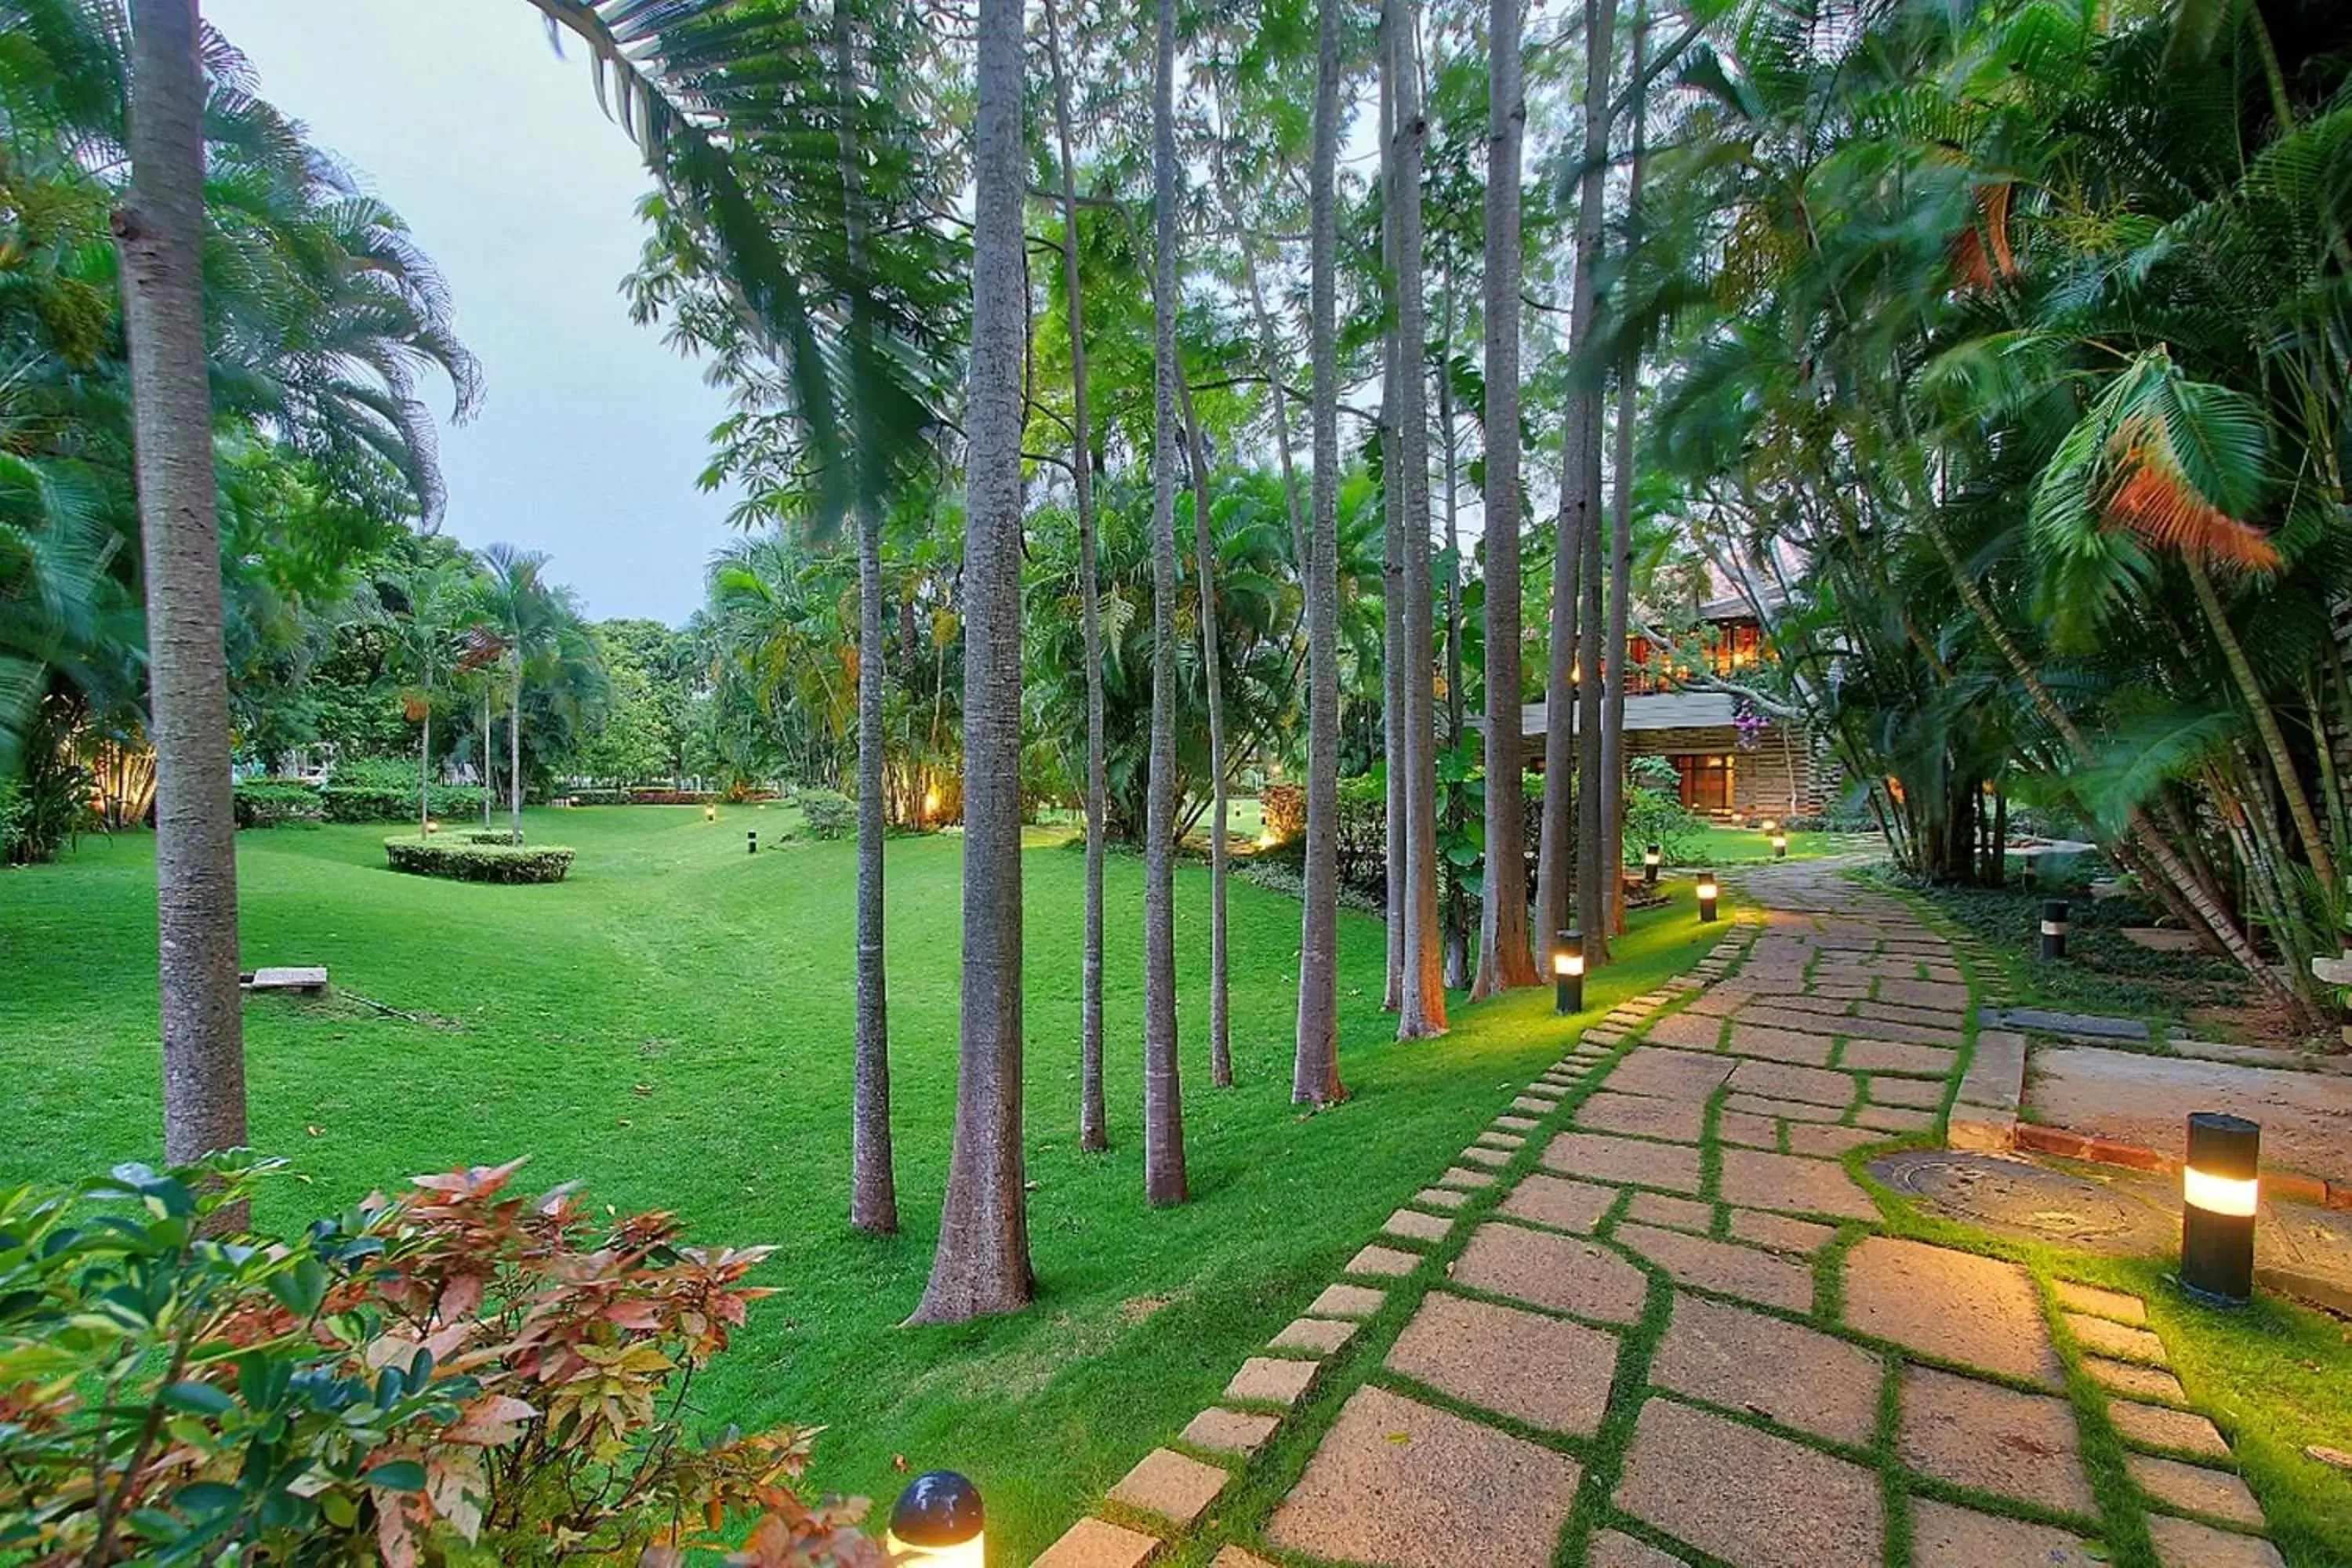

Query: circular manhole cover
1867;1150;2174;1254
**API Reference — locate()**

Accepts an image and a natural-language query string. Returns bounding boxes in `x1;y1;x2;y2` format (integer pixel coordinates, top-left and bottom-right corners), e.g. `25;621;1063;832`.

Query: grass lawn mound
383;832;575;883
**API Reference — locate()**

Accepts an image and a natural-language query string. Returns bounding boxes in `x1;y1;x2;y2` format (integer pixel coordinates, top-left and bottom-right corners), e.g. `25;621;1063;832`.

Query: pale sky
207;0;742;625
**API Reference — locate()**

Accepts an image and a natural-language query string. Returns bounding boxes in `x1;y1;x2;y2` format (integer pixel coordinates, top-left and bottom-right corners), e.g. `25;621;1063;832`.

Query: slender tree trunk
1142;0;1189;1207
481;685;494;829
118;0;245;1167
1388;0;1446;1038
1537;421;1582;953
419;701;431;840
1439;264;1468;989
908;0;1033;1323
1472;0;1541;998
1379;52;1407;1015
1570;0;1614;956
509;658;524;840
1294;0;1348;1107
1178;376;1233;1087
1599;3;1648;941
1044;0;1109;1154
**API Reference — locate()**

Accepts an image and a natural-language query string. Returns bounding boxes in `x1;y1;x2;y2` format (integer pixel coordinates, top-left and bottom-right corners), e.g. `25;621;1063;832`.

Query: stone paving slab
1307;1283;1387;1319
2085;1355;2189;1403
1865;1073;1949;1109
1725;1090;1847;1124
1606;1047;1739;1101
1439;1165;1499;1189
1715;1109;1783;1149
1719;1147;1881;1221
1614;1397;1885;1568
1728;1208;1838;1255
1265;1385;1581;1568
1642;1011;1725;1050
1843;1236;2062;1385
1270;1316;1359;1354
1727;1058;1860;1109
2067;1312;2169;1365
1722;1022;1838;1065
1853;1103;1938;1134
1414;1185;1469;1210
1624;1191;1712;1232
2128;1453;2267;1527
1587;1530;1687;1567
1784;1120;1887;1159
1899;1365;2096;1517
1617;1221;1815;1312
1225;1356;1319;1407
1458;1144;1512;1168
1207;1548;1277;1568
1575;1090;1708;1144
2146;1514;2288;1568
1649;1293;1881;1444
1382;1207;1454;1243
1449;1221;1648;1323
1109;1447;1229;1526
1385;1289;1619;1436
2111;1398;2231;1459
1839;1036;1959;1075
1539;1130;1704;1194
1497;1172;1617;1233
1032;1515;1160;1567
1181;1407;1281;1458
1345;1244;1421;1278
2053;1280;2146;1324
1909;1498;2099;1567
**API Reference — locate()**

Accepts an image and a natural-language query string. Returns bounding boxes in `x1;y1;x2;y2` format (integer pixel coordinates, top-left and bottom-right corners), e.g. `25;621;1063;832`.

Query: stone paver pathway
1029;862;2291;1568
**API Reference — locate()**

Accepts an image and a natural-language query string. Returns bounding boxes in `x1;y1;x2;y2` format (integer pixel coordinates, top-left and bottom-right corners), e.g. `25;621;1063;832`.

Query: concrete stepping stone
1521;1080;1566;1098
2084;1355;2188;1404
1588;1529;1686;1566
1683;985;1758;1017
1270;1316;1359;1354
2111;1399;2230;1460
1625;1192;1712;1232
1853;1104;1937;1134
1459;1145;1512;1168
1839;1005;1966;1045
1614;1397;1884;1568
1898;1366;2095;1517
1225;1356;1319;1407
1109;1447;1229;1527
1450;1221;1648;1323
1719;1147;1880;1221
1609;1047;1737;1101
1385;1289;1618;1436
1650;1293;1881;1444
2067;1312;2169;1365
1032;1515;1160;1568
1618;1221;1815;1312
1384;1207;1454;1243
1439;1165;1498;1189
1497;1172;1617;1234
1717;1109;1783;1150
1729;1208;1837;1255
1510;1095;1555;1114
1642;1011;1725;1050
2054;1280;2147;1324
1839;1037;1958;1075
1415;1186;1470;1210
2129;1453;2266;1527
1582;1030;1623;1046
1541;1130;1704;1194
1878;978;1971;1010
1727;1058;1858;1109
2147;1514;2287;1568
1475;1130;1526;1151
1843;1236;2063;1386
1726;1091;1846;1124
1494;1113;1540;1131
1783;1121;1883;1159
1908;1499;2099;1566
1576;1090;1708;1144
1346;1244;1421;1279
1307;1283;1386;1319
1755;993;1853;1018
1866;1075;1948;1109
1207;1550;1278;1568
1265;1385;1580;1568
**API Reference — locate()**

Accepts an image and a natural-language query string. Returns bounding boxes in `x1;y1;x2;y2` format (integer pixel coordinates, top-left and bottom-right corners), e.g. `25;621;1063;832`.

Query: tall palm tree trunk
481;685;494;830
509;658;524;840
1473;0;1539;997
1142;0;1189;1207
1599;3;1649;940
1388;0;1446;1038
1043;0;1109;1153
1379;51;1406;1015
1537;426;1583;949
1178;377;1234;1087
419;699;432;840
1570;0;1614;956
908;0;1034;1324
119;0;245;1167
1439;266;1468;989
1294;0;1348;1108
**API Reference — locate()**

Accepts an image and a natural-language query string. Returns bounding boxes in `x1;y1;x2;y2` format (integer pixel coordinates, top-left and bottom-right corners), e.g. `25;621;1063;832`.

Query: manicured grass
0;806;1716;1561
1677;824;1873;868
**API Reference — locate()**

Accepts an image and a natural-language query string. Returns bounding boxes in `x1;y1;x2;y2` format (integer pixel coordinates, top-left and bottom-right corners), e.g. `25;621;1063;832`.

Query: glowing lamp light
1760;818;1778;834
2180;1112;2259;1305
704;804;717;822
1642;843;1662;887
424;819;441;836
924;788;942;818
1771;831;1789;860
1553;929;1585;1015
1257;829;1279;850
1697;871;1719;924
887;1472;984;1568
2039;898;2070;962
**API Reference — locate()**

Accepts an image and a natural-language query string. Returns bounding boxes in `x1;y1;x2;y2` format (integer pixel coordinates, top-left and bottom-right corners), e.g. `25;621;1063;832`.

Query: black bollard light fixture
887;1471;985;1566
1771;830;1789;860
2021;852;2038;892
2039;898;2069;960
746;829;758;855
705;803;717;822
1642;844;1661;886
1697;870;1719;923
2180;1112;2259;1305
1554;929;1586;1015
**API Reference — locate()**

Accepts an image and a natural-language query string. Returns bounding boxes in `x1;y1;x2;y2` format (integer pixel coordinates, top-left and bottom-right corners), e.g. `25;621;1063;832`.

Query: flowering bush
0;1156;885;1567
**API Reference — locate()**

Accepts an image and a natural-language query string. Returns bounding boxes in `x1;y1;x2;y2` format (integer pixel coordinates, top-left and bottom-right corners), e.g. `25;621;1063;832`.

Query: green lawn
0;806;1718;1560
1675;823;1875;867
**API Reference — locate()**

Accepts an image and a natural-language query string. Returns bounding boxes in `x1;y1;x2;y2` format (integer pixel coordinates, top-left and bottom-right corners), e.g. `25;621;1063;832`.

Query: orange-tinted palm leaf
2102;436;2280;570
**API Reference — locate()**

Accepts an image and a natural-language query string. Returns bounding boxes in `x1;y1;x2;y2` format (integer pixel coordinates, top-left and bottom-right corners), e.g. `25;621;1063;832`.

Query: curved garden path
1030;861;2287;1568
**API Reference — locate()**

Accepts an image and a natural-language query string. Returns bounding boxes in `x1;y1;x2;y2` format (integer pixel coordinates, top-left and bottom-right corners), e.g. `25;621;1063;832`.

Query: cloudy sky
207;0;742;625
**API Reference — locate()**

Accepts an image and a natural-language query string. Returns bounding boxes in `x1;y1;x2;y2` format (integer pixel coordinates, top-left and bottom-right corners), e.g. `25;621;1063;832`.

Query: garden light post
1642;844;1661;885
705;803;717;822
1554;929;1585;1015
2040;898;2069;960
2180;1112;2259;1305
887;1471;985;1566
2021;851;2038;893
746;829;757;855
1697;870;1719;924
1771;830;1788;860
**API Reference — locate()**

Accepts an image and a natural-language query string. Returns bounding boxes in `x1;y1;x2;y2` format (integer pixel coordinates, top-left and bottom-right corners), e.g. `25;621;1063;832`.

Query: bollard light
2180;1112;2259;1305
2021;852;2038;892
747;829;758;855
1553;929;1586;1015
1697;871;1719;923
1642;844;1661;886
1771;831;1789;860
705;803;717;822
887;1471;985;1567
2040;898;2069;960
1760;818;1778;835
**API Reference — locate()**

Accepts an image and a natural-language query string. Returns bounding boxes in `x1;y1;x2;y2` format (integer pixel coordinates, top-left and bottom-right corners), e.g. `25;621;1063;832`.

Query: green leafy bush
797;788;855;840
1622;783;1707;866
327;755;429;792
231;778;325;828
0;1156;884;1567
383;835;574;883
0;778;28;861
322;784;486;824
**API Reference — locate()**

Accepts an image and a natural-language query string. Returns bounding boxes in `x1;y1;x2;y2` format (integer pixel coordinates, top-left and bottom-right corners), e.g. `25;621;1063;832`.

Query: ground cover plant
0;805;1718;1561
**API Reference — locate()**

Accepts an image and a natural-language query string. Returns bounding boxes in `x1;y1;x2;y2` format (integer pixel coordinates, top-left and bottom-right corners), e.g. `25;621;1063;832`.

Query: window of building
1673;753;1733;811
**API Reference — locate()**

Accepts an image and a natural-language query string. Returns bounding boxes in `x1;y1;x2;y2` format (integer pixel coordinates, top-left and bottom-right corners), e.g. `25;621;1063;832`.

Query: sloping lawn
0;807;1715;1560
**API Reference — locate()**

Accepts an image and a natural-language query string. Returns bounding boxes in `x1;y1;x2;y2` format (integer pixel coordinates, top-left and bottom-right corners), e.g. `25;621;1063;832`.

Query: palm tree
909;0;1034;1323
388;552;468;838
473;544;561;842
1598;2;1650;938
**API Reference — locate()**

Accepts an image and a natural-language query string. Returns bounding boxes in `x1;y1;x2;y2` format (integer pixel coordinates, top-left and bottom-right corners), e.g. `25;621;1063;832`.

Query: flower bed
383;834;574;884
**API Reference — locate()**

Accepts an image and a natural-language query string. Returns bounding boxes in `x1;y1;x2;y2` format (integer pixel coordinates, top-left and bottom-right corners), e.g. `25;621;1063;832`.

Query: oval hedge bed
383;834;575;884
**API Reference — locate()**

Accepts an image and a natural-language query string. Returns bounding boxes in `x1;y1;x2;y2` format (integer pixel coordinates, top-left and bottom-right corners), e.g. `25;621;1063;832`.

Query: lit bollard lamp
887;1471;984;1566
2020;851;2038;893
1697;870;1719;924
705;803;717;822
1554;929;1585;1015
1642;844;1661;886
2180;1112;2259;1305
1771;830;1789;861
2039;898;2069;960
747;829;758;855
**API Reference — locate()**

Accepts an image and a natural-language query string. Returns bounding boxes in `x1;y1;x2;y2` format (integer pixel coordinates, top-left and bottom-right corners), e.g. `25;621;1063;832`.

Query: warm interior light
1553;951;1571;975
1697;880;1719;900
1643;848;1661;866
884;1534;985;1568
2184;1166;2258;1218
1565;954;1585;977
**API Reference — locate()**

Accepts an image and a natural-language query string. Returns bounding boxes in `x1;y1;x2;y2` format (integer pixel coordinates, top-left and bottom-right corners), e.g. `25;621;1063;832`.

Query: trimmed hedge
797;787;855;840
232;779;325;828
383;834;575;884
322;784;487;823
